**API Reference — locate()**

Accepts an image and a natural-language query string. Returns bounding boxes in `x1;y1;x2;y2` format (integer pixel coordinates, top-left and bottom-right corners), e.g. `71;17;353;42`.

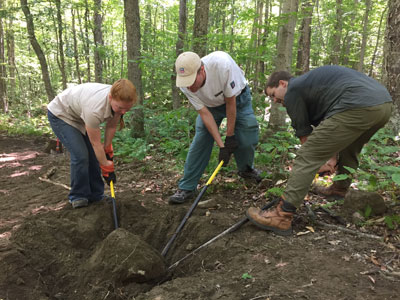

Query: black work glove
104;172;117;186
218;135;239;166
219;147;231;166
225;135;239;151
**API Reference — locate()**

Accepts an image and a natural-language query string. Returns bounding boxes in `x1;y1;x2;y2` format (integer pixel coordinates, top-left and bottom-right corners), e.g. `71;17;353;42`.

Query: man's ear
279;80;288;88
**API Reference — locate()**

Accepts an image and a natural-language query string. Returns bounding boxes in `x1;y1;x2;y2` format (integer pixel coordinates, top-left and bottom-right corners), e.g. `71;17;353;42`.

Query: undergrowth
1;107;400;201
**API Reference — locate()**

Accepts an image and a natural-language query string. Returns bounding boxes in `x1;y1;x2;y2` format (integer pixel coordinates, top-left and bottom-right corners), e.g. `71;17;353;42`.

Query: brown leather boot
246;200;295;236
312;182;348;198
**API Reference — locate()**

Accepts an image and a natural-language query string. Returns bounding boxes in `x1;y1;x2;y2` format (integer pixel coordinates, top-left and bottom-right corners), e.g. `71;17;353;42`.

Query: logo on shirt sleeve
230;81;235;89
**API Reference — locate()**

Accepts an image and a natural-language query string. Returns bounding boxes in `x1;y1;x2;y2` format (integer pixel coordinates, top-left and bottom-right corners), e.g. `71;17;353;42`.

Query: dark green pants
284;102;392;208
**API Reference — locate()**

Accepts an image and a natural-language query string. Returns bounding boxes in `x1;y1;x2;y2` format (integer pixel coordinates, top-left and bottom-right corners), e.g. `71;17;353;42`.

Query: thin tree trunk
6;15;15;105
54;0;66;89
81;0;91;81
295;0;314;75
172;0;187;109
0;0;6;113
369;5;387;77
329;0;343;65
71;7;82;84
20;0;55;101
230;0;235;53
358;0;371;72
120;17;125;78
269;0;298;132
93;0;103;83
193;0;210;57
124;0;145;138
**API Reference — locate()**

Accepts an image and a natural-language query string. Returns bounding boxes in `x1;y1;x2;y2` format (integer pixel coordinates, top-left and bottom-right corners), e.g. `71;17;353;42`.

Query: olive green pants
284;102;392;208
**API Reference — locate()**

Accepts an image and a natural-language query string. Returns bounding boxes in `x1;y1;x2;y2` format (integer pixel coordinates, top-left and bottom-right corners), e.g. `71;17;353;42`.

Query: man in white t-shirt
169;51;261;204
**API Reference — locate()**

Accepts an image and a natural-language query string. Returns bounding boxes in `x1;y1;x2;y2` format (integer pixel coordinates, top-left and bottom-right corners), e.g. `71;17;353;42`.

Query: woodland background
0;0;400;191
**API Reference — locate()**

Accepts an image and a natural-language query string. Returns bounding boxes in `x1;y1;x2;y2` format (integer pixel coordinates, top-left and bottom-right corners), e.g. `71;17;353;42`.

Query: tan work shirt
47;83;113;135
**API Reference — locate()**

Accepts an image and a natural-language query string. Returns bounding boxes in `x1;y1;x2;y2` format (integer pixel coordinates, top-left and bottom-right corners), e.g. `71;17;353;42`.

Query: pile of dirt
0;133;399;300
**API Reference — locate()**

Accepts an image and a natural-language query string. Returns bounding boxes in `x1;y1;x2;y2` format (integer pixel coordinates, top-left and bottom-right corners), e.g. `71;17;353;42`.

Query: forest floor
1;132;400;300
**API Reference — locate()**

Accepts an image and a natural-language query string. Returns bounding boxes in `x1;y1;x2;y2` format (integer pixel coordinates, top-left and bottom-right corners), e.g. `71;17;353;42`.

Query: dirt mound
1;133;399;300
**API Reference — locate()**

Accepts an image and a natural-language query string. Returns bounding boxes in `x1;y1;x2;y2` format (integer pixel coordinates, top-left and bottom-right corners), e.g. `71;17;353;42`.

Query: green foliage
362;205;372;219
0;114;52;136
265;186;284;198
384;215;400;230
257;129;298;180
112;130;148;162
241;273;253;280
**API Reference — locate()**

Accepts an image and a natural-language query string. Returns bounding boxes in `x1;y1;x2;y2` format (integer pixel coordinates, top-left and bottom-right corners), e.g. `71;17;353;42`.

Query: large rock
86;228;166;284
343;190;387;216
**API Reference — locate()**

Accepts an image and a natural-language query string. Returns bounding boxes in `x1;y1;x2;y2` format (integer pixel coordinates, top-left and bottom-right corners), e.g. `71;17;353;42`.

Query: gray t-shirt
47;83;113;135
284;65;392;137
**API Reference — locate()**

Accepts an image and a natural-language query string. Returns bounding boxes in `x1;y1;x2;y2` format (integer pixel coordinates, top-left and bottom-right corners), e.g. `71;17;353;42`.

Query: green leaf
392;173;400;186
241;273;253;279
364;205;372;219
343;166;356;174
332;174;349;181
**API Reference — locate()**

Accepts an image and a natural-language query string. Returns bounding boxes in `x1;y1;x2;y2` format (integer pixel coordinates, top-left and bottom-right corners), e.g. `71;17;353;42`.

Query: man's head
175;52;205;92
265;71;292;105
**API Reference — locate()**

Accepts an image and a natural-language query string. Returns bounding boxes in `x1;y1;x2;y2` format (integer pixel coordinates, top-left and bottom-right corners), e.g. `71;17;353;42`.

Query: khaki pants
284;102;392;208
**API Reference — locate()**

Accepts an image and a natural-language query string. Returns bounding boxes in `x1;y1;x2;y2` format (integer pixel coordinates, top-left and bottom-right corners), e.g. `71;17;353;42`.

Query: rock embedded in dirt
86;228;166;284
343;190;387;216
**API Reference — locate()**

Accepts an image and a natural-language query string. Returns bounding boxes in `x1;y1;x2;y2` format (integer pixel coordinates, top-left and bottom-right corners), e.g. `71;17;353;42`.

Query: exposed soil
1;132;399;300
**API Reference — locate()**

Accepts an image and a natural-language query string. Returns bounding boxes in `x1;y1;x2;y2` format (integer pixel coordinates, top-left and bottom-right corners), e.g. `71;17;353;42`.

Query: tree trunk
369;4;387;77
172;0;187;109
54;0;67;89
383;0;400;134
20;0;55;101
81;0;91;81
329;0;343;65
124;0;145;138
6;14;15;104
230;0;235;53
93;0;103;83
268;0;298;132
193;0;210;57
0;0;6;113
295;0;314;75
357;0;371;72
71;7;82;84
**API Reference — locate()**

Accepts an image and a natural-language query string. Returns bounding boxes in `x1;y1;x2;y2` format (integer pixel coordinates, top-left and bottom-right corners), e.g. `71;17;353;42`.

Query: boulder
86;228;166;284
343;190;387;216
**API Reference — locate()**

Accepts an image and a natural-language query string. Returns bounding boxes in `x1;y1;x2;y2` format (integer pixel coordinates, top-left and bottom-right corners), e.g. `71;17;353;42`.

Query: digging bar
110;180;119;230
168;198;278;270
161;160;224;257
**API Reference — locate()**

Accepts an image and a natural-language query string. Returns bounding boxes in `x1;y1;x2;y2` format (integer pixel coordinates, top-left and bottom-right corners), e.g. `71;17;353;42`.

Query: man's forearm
198;107;224;147
225;96;236;136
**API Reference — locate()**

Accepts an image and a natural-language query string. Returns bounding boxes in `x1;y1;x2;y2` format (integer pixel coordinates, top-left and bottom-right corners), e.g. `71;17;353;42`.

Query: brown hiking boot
312;183;348;199
246;200;295;236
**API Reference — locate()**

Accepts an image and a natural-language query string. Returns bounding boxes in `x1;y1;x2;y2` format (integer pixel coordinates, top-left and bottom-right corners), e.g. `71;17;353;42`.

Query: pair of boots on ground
246;182;348;236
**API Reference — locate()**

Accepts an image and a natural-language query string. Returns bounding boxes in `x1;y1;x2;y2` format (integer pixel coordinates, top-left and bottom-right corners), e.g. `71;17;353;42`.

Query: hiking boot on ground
246;199;296;236
70;198;89;209
169;189;196;204
312;183;348;199
238;167;262;183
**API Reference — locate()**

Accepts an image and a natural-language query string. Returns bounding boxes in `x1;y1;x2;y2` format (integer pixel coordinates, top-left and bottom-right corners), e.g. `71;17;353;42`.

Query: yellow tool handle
110;180;115;198
206;160;224;185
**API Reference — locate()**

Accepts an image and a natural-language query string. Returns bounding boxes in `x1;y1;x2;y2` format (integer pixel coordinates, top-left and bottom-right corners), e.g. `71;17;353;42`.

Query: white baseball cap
175;52;201;87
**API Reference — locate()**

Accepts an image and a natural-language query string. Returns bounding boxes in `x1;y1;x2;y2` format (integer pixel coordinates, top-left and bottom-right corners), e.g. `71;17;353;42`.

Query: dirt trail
0;133;399;300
